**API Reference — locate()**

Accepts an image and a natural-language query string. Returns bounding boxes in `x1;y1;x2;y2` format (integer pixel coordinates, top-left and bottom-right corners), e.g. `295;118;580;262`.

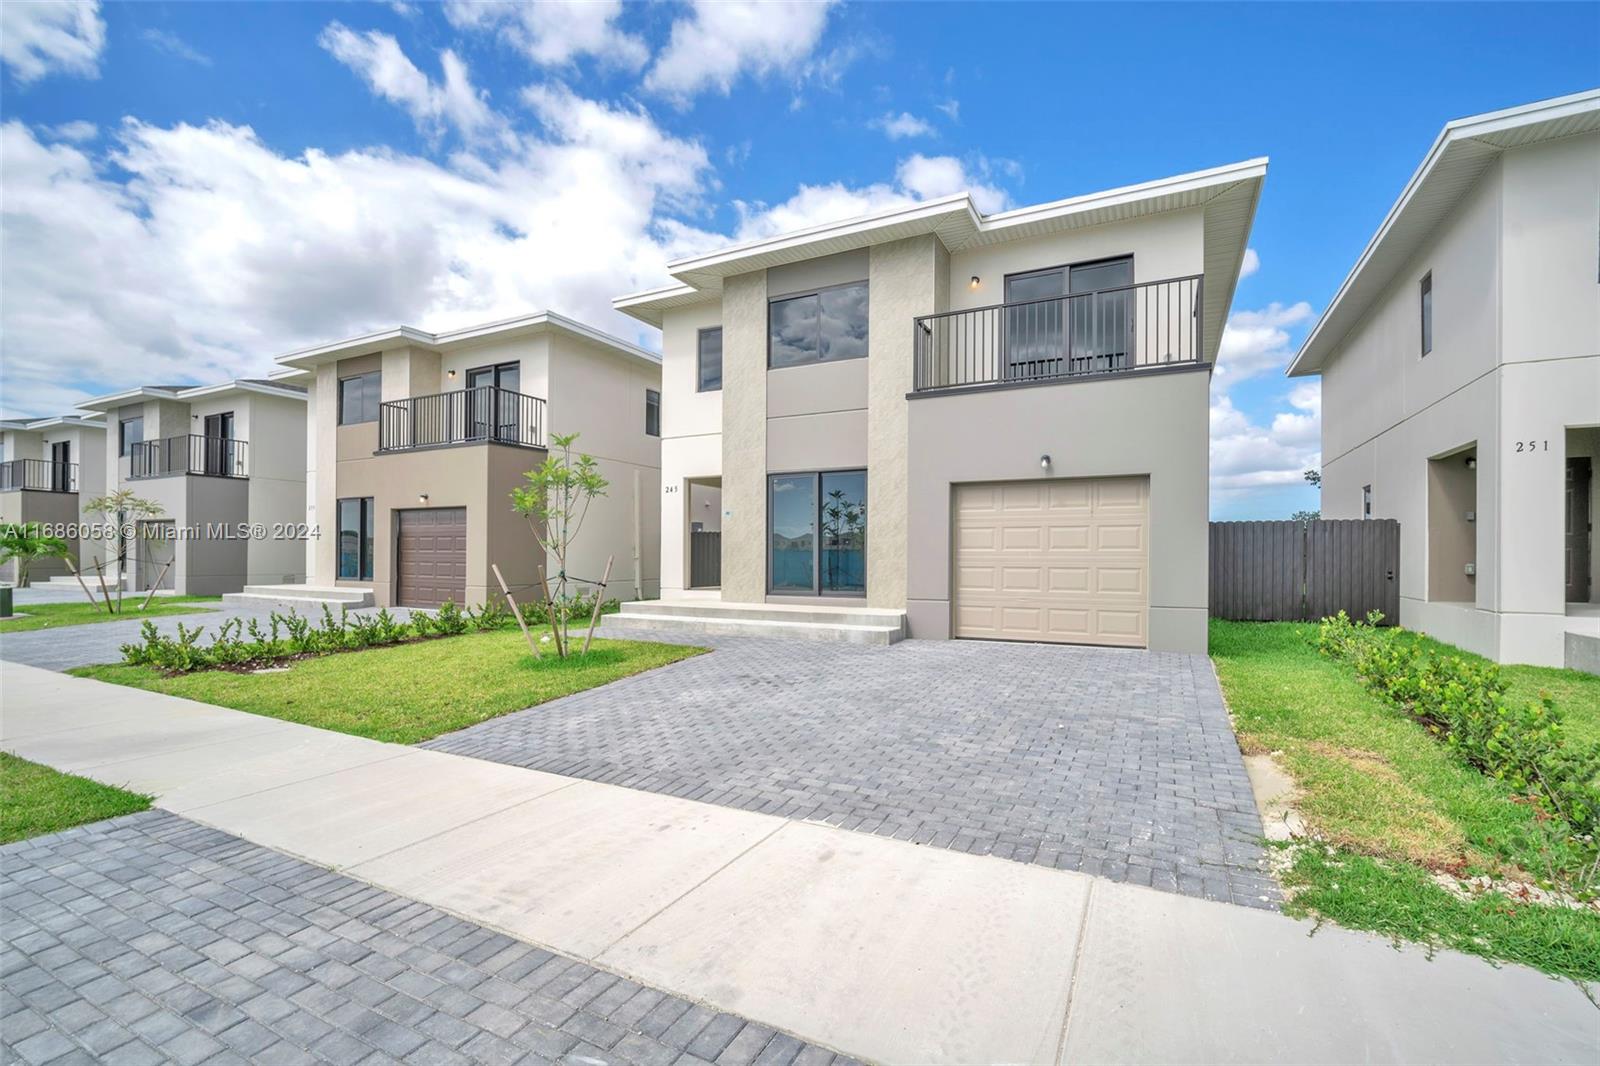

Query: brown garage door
952;476;1149;647
396;507;467;608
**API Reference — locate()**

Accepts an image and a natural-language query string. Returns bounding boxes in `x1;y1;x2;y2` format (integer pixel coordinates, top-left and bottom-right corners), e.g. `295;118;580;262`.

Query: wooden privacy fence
1210;519;1400;623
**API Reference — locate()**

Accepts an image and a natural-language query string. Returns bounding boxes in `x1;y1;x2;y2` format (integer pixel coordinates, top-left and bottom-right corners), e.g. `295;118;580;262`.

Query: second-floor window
339;371;381;425
697;327;723;391
118;416;144;457
769;281;868;368
1419;272;1433;356
645;389;661;437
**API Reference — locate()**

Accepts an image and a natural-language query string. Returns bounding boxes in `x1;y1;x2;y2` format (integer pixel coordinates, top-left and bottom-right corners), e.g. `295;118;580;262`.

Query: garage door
953;476;1149;647
396;507;467;608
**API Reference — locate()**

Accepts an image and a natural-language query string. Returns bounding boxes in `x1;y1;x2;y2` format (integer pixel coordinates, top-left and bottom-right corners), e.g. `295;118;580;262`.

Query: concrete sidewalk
2;662;1594;1064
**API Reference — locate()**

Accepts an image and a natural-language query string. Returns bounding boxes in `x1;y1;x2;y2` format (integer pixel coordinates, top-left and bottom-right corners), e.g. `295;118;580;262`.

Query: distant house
0;414;106;585
1289;90;1600;670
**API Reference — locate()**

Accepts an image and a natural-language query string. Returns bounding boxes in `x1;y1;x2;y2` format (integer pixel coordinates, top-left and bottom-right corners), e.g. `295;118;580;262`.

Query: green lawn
72;627;706;744
0;595;222;633
1;753;151;844
1210;620;1600;980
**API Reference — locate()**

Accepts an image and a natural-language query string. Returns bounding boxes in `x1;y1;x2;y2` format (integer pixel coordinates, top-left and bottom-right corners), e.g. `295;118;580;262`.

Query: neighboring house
613;158;1266;650
75;380;308;595
1289;90;1600;670
0;414;107;585
266;312;662;610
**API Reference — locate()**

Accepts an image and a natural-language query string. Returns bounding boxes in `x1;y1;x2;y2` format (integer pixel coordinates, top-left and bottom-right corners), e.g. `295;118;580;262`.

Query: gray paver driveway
427;634;1278;909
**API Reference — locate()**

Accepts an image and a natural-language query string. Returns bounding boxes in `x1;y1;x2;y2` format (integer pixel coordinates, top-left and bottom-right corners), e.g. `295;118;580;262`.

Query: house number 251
1513;440;1548;453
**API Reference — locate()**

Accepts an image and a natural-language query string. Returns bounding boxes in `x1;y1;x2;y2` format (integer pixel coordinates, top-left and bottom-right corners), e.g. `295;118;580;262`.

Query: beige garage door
953;476;1149;647
396;507;467;608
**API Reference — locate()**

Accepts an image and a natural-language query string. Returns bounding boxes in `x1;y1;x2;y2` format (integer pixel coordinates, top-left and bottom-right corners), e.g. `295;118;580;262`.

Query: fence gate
1209;519;1399;623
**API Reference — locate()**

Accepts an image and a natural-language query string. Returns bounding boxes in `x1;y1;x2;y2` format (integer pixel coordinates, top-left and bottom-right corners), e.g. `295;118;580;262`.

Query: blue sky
1;1;1596;518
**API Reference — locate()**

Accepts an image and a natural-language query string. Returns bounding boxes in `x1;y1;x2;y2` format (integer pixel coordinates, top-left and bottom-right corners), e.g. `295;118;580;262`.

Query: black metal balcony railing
0;459;77;492
130;435;248;479
913;274;1204;392
378;386;547;452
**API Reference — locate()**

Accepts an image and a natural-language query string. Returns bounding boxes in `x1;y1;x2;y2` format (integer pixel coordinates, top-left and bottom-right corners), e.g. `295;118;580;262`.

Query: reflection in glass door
768;470;867;595
768;474;815;592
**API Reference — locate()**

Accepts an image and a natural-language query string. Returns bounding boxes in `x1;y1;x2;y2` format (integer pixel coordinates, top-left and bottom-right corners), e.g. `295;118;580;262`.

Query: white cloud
318;24;501;143
935;98;960;121
44;119;98;143
645;0;838;103
871;111;935;140
1239;247;1259;279
140;28;211;67
443;0;647;70
730;153;1013;240
1;0;105;83
1214;299;1313;388
1209;386;1322;496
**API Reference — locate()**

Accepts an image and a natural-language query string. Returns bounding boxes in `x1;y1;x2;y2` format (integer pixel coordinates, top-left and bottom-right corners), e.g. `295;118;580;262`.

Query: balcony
913;275;1203;392
378;386;547;453
131;435;248;479
0;459;77;493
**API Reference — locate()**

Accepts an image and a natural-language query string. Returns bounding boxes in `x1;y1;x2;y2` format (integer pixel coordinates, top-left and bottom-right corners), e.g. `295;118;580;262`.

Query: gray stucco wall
905;365;1212;652
719;271;769;602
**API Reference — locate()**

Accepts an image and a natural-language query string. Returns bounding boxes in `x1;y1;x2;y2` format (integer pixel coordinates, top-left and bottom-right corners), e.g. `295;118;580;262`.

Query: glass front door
768;470;867;595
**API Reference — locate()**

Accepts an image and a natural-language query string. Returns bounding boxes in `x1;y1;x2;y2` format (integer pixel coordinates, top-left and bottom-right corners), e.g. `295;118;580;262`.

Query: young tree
509;432;609;658
0;523;73;588
80;490;165;612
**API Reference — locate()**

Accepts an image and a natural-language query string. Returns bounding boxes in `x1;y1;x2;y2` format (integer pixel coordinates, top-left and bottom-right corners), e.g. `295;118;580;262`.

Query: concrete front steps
605;599;907;645
221;585;375;613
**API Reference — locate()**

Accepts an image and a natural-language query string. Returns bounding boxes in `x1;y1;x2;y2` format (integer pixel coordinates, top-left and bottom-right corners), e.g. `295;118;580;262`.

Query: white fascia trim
174;380;308;404
978;156;1269;234
1290;89;1600;376
74;386;185;412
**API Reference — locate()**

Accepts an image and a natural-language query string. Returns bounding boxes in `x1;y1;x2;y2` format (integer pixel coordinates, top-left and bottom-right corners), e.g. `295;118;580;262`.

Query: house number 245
1513;440;1548;453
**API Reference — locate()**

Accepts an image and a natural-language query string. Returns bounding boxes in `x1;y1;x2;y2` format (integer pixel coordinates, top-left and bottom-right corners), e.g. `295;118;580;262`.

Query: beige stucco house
612;159;1267;650
1289;90;1600;671
75;380;308;595
0;414;107;585
266;312;662;610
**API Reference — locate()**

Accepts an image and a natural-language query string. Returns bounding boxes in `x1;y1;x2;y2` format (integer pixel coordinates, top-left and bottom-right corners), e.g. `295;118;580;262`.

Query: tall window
1419;272;1433;356
1363;485;1373;520
645;389;661;437
339;371;381;425
118;416;144;457
697;327;723;392
337;497;375;580
768;282;869;368
768;470;867;595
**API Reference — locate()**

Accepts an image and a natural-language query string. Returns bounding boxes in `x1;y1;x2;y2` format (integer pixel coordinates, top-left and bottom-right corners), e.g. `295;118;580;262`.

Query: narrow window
118;416;144;457
1363;485;1373;520
1419;273;1432;356
697;327;723;392
768;282;869;368
337;497;375;580
645;389;661;437
338;371;381;425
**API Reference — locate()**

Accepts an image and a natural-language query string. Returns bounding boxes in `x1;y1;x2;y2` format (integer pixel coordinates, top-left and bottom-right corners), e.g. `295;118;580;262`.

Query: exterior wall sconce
1465;456;1476;469
1039;454;1052;470
447;369;457;379
418;493;429;504
970;275;981;290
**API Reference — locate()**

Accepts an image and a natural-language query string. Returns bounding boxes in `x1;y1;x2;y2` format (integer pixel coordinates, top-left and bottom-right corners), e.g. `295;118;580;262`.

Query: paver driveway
427;634;1278;909
0;812;848;1066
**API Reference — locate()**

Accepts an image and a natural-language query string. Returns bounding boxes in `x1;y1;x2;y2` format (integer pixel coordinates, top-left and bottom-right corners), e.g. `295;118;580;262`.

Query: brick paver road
427;634;1278;909
0;811;850;1066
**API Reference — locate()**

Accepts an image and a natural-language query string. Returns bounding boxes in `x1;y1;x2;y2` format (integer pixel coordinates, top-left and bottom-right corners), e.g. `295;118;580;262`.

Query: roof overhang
1290;89;1600;376
615;157;1268;360
272;310;660;376
0;414;105;432
76;379;305;413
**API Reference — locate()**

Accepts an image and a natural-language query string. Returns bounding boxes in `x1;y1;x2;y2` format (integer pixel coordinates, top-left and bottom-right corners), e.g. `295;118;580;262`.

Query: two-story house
264;312;662;610
611;158;1266;651
0;414;107;585
1289;90;1599;672
75;380;308;595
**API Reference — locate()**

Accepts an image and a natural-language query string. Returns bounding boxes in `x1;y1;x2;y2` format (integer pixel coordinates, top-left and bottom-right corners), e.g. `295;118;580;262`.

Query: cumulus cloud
645;0;838;103
1239;247;1259;279
44;119;98;143
1209;385;1322;497
1;0;105;83
730;153;1013;240
443;1;647;70
1214;299;1313;388
318;24;502;144
871;111;935;140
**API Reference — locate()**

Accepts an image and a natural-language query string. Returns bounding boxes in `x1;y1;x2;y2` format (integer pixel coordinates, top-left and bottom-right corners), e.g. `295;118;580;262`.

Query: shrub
1318;611;1600;843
